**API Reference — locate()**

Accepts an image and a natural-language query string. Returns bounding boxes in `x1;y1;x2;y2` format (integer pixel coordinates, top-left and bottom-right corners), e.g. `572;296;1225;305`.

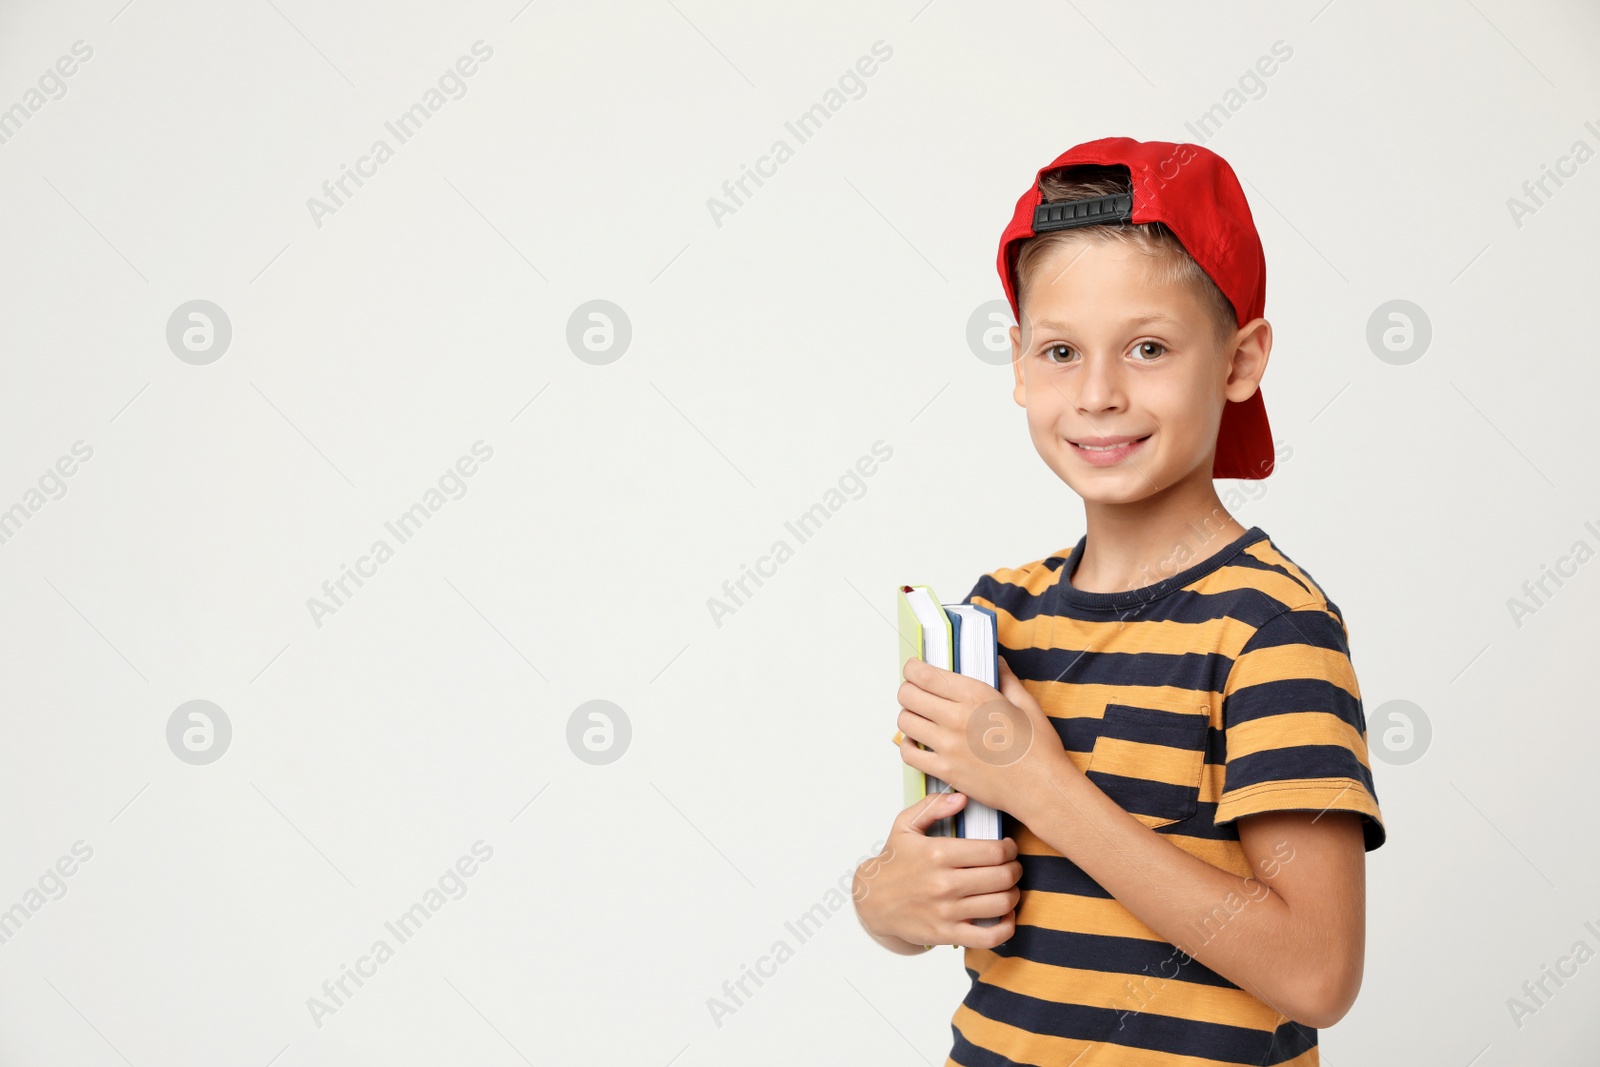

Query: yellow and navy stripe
943;525;1384;1067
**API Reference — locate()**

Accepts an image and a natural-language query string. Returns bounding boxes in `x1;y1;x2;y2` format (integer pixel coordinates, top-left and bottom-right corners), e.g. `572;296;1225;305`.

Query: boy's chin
1060;476;1155;506
1036;456;1147;503
1044;450;1217;506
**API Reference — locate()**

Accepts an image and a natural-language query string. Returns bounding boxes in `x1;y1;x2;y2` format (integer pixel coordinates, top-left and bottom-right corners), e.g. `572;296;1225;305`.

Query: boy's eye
1042;341;1167;363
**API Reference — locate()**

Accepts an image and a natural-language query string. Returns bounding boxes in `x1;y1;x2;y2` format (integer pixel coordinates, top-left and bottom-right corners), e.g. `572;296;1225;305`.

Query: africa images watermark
306;440;494;628
1181;39;1294;145
1506;119;1600;230
0;440;94;548
0;841;95;947
306;840;494;1028
705;838;888;1029
1505;916;1600;1031
1109;837;1296;1028
706;439;893;628
1506;517;1600;629
306;41;494;229
705;40;893;228
0;39;94;147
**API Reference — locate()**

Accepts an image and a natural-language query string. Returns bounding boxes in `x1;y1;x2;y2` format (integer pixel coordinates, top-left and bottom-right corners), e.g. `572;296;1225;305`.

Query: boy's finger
942;836;1019;868
997;660;1041;713
906;657;966;700
997;664;1026;701
899;790;965;834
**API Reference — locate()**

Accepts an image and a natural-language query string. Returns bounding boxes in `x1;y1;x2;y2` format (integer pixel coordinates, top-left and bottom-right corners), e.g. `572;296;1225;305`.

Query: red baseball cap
996;136;1274;480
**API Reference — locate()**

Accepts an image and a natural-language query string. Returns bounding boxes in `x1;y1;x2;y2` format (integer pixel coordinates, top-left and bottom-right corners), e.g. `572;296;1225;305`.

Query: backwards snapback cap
996;136;1274;480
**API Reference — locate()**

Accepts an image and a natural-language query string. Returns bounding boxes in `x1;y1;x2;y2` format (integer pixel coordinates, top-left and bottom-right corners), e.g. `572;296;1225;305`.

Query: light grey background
0;0;1596;1064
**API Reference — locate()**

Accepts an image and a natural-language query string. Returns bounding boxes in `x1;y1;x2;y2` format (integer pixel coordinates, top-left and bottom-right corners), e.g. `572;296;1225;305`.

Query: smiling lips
1069;433;1150;466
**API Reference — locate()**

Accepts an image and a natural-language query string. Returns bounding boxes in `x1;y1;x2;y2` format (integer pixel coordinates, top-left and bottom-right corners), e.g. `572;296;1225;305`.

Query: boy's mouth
1069;434;1151;464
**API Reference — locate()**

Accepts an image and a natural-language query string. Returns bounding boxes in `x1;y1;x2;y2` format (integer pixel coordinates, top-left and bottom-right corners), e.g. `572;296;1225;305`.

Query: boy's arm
1011;762;1366;1029
897;651;1376;1029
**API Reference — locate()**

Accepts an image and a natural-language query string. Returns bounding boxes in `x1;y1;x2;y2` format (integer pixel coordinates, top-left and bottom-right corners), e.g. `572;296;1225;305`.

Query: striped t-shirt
946;524;1385;1067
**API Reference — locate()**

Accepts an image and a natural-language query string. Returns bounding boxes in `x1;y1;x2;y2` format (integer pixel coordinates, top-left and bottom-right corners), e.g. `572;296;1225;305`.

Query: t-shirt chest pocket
1084;702;1211;829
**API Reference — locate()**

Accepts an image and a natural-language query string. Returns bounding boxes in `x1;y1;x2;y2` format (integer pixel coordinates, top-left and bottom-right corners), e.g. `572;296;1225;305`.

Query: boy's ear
1223;317;1272;404
1010;325;1026;407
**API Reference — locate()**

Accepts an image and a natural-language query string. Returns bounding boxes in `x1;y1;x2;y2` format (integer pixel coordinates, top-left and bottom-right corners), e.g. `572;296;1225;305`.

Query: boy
853;137;1386;1066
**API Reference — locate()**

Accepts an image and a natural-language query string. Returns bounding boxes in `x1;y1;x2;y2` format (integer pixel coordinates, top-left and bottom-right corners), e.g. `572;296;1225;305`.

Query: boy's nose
1073;351;1127;413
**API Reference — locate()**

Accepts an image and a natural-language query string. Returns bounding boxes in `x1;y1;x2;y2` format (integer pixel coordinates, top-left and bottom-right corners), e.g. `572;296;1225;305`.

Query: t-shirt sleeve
1215;600;1387;852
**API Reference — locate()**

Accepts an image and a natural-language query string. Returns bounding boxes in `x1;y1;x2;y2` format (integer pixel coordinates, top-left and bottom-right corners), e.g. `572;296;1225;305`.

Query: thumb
901;789;965;835
997;658;1041;714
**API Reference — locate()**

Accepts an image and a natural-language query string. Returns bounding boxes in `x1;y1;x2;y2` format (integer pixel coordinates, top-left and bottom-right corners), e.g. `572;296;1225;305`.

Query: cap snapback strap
1032;192;1133;233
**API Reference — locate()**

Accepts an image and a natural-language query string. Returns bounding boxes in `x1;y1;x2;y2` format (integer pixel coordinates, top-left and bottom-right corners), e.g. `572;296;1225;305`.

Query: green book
897;584;958;838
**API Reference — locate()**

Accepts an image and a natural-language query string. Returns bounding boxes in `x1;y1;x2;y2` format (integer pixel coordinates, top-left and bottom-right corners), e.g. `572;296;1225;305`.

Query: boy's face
1009;238;1269;506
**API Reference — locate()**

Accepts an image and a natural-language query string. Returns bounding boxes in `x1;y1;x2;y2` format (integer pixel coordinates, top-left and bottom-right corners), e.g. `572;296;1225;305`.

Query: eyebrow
1029;314;1180;331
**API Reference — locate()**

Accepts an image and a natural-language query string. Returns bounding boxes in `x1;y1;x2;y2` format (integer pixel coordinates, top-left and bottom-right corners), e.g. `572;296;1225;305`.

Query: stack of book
894;584;1003;852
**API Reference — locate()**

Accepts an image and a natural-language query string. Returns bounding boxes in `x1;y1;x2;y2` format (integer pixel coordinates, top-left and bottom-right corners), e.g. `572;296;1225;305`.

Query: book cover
897;585;956;838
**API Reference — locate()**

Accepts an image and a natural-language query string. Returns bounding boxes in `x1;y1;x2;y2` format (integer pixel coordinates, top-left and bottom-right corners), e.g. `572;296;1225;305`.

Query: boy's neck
1071;492;1249;595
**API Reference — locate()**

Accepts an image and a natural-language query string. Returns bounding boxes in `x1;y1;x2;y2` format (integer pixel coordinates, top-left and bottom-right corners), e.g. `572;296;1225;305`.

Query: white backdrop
1;1;1597;1064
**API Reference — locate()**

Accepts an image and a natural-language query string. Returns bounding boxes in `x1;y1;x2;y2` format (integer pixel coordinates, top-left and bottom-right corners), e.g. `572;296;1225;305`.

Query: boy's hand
854;792;1021;951
896;656;1068;816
